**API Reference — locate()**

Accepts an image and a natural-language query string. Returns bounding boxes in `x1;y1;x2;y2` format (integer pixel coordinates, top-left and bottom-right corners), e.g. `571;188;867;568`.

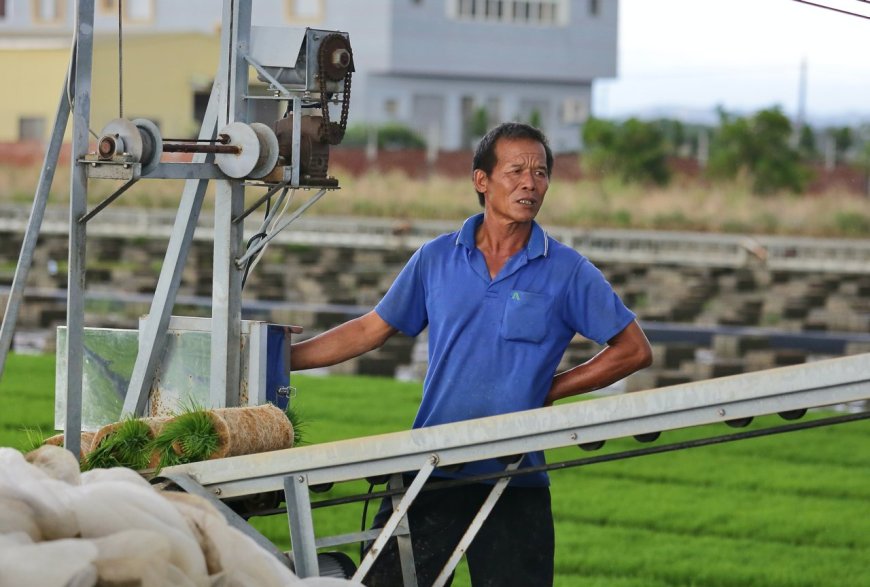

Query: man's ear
472;169;488;195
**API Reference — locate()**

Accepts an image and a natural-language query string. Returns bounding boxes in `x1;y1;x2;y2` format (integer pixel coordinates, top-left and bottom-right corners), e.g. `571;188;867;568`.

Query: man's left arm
544;320;652;406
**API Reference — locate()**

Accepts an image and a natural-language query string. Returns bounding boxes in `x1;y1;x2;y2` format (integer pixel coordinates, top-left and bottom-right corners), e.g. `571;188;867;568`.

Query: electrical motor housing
272;115;331;180
249;27;354;93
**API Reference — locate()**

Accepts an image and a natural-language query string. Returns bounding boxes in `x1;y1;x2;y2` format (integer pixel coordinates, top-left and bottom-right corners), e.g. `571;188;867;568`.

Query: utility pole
794;57;808;148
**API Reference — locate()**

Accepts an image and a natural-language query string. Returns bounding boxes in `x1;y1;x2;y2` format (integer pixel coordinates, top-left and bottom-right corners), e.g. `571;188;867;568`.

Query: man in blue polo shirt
291;122;651;586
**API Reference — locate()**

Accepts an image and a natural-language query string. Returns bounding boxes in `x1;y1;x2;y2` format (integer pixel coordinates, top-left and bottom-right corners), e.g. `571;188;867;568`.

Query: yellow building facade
0;32;230;142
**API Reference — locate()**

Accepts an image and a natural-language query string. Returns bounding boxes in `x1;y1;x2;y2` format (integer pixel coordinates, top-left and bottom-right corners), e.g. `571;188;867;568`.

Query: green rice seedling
21;427;48;452
150;408;221;470
83;418;152;471
284;403;306;446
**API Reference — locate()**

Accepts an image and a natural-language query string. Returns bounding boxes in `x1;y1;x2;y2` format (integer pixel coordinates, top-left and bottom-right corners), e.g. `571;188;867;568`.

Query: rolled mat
206;404;294;460
44;431;97;458
90;417;172;469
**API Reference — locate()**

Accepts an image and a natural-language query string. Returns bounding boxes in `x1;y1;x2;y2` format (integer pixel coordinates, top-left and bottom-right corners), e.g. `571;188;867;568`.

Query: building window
561;97;588;124
286;0;323;23
452;0;567;25
126;0;153;22
383;99;399;117
0;0;8;19
97;0;152;22
19;117;46;141
588;0;599;16
33;0;64;24
98;0;117;15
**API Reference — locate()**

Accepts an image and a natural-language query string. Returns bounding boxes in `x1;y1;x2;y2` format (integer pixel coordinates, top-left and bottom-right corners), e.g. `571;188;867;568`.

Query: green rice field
2;352;869;586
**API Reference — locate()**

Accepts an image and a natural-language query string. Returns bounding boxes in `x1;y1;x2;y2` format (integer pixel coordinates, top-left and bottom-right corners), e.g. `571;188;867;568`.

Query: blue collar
455;213;549;259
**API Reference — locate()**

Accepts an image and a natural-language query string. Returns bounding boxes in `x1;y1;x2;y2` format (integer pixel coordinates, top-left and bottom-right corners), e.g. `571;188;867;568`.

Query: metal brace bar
234;188;328;267
285;474;319;577
244;53;292;97
157;472;292;568
353;456;438;582
432;458;523;587
314;528;394;549
389;473;419;587
0;59;72;381
79;177;139;223
291;96;301;186
234;179;292;224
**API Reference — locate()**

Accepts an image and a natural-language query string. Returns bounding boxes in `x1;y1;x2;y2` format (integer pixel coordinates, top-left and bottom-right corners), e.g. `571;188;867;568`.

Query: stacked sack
0;446;362;587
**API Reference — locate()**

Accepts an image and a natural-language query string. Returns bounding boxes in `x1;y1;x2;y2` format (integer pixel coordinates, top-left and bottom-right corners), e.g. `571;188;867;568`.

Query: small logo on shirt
511;291;521;301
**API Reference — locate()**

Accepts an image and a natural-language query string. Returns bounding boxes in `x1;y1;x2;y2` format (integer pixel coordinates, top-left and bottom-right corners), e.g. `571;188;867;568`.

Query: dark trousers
363;479;554;587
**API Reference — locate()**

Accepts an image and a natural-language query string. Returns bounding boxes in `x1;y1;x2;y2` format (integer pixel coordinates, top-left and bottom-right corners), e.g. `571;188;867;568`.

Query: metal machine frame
0;0;349;453
160;353;870;584
1;2;869;586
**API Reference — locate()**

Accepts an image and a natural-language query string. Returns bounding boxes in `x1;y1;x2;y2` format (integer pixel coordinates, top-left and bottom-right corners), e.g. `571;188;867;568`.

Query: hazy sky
594;0;870;122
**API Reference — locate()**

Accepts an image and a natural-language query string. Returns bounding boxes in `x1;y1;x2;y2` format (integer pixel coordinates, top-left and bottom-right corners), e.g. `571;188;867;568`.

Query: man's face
475;137;550;224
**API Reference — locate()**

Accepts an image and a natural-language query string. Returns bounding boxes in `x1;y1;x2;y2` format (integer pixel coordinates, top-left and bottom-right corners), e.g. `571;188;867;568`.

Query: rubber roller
97;118;163;175
214;122;279;179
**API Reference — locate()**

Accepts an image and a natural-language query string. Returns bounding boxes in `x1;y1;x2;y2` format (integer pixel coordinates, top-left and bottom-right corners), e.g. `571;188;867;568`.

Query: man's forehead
494;137;547;163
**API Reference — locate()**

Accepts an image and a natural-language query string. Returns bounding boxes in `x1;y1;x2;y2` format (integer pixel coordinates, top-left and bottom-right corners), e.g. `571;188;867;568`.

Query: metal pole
211;179;244;408
0;65;72;381
209;0;249;407
284;474;319;578
65;0;96;459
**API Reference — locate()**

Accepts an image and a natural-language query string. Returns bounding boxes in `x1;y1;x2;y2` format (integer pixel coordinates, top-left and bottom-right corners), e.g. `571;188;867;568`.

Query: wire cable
118;0;124;119
792;0;870;19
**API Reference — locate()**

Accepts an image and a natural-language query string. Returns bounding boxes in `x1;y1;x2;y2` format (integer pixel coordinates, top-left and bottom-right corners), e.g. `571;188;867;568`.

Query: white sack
24;445;81;485
80;465;152;489
0;496;41;541
69;481;209;585
167;493;303;587
0;448;79;539
0;533;98;587
91;528;195;587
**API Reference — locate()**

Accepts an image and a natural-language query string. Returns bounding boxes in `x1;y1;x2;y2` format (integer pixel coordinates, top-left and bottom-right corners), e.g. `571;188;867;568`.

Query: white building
0;0;618;151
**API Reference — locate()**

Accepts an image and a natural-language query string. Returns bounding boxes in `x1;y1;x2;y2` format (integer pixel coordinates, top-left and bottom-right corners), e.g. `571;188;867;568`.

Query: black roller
725;417;754;428
634;431;661;443
579;440;606;451
778;408;807;421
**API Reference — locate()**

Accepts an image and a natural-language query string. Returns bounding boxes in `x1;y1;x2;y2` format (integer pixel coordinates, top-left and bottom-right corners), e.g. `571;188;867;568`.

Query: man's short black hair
472;122;554;206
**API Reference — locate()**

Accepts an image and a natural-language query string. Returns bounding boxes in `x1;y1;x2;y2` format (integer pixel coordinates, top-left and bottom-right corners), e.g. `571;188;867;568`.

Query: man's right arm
290;310;398;371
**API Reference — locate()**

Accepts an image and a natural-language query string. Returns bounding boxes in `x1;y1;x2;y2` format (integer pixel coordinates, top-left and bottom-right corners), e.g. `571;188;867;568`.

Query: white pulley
132;118;163;175
99;118;141;160
97;118;163;175
248;122;280;179
215;122;260;179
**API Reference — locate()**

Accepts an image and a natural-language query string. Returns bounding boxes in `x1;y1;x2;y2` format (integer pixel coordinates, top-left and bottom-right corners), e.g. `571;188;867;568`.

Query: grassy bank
2;163;868;237
2;353;869;586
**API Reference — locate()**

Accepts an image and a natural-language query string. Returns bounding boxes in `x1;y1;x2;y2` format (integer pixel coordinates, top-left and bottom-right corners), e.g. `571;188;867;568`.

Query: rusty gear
317;33;353;145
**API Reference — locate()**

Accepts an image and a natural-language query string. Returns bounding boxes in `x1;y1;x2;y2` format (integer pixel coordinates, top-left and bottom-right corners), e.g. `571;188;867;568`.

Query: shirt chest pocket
501;290;553;344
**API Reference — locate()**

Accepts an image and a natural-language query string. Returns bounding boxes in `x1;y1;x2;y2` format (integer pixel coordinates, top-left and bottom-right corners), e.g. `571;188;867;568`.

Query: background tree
582;117;670;185
798;125;818;162
828;126;854;165
469;106;489;140
341;123;426;149
708;107;810;194
528;108;543;129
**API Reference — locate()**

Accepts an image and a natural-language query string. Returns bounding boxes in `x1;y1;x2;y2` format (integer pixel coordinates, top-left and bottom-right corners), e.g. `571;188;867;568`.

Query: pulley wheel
215;122;261;179
132;118;163;175
99;118;143;162
248;122;280;179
